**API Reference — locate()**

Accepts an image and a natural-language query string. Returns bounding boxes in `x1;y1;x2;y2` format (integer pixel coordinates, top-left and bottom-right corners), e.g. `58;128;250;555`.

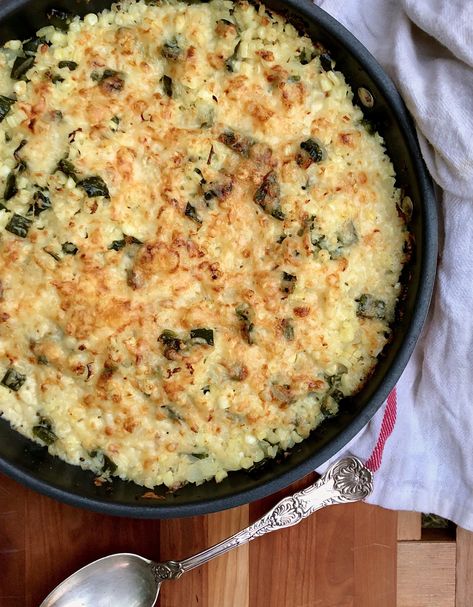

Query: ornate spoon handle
152;456;373;581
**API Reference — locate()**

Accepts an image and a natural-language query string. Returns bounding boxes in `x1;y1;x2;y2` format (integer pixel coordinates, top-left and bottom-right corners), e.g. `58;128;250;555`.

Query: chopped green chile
4;172;17;201
5;213;32;238
47;8;72;31
43;247;61;262
228;362;248;381
102;454;117;474
77;176;110;198
270;383;293;404
62;242;78;255
281;318;295;341
11;55;35;80
13;138;27;163
297;138;324;167
100;73;125;93
337;220;358;247
33;423;58;445
189;452;208;460
158;330;183;351
0;95;15;123
23;36;47;56
254;170;285;220
319;53;333;71
184;202;202;224
190;328;214;346
202;177;233;202
51;74;65;84
356;294;386;320
56;158;78;181
235;303;255;344
58;60;78;70
218;130;253;157
225;40;241;72
161;75;173;97
280;271;297;294
163;405;183;422
299;48;314;65
162;38;181;59
1;367;26;391
30;189;51;216
320;394;338;418
360;117;377;136
108;234;142;250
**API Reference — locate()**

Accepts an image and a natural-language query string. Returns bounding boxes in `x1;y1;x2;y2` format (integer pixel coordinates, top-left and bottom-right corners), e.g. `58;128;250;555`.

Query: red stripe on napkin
365;388;397;472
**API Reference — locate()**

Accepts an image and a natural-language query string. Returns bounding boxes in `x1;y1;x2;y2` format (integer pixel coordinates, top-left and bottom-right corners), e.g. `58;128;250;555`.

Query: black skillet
0;0;438;517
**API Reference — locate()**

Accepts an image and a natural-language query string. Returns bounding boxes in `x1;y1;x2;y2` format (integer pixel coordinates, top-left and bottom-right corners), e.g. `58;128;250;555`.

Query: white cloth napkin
314;0;473;531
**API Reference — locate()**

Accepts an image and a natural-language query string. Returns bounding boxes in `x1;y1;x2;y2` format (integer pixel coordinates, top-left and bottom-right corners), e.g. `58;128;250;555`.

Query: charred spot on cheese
184;202;203;224
5;213;32;238
77;176;110;198
0;95;15;123
254;171;285;220
1;368;26;391
280;271;297;294
355;294;386;320
218;130;253;157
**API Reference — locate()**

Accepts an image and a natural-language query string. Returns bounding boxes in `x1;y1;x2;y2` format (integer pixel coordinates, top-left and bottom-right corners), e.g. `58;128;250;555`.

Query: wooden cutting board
0;471;398;607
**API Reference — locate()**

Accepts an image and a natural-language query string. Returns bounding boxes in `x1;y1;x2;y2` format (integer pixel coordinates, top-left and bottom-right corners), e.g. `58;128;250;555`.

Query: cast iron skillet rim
0;0;438;518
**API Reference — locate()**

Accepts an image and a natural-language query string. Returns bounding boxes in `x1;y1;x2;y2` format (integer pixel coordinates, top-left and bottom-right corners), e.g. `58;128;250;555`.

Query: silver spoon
40;456;373;607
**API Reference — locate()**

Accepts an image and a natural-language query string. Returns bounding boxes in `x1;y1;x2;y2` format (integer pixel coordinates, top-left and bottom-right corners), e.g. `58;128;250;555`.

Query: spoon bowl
40;553;160;607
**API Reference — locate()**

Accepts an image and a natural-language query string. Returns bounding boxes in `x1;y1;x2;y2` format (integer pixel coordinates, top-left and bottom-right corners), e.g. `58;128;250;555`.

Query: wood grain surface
0;471;399;607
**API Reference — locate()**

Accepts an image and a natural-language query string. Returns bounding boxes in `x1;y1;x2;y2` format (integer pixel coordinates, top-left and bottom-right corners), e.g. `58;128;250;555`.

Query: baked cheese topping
0;0;407;488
